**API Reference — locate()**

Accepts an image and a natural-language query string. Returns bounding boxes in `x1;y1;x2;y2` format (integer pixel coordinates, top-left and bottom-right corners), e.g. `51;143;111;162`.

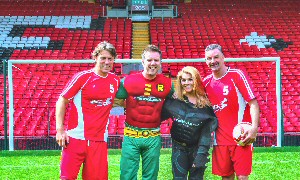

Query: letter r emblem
157;84;164;92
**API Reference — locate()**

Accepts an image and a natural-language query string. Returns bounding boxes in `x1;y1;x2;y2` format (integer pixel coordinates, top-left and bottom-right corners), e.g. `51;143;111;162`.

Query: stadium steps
79;0;95;3
131;22;150;59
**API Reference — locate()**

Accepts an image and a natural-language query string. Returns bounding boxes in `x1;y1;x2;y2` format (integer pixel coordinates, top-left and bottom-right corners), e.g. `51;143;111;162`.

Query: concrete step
132;47;145;50
132;41;148;44
132;28;149;31
133;34;149;37
132;43;149;47
132;55;143;59
133;31;149;34
132;47;145;52
133;22;148;25
132;48;145;52
133;23;149;29
132;38;149;41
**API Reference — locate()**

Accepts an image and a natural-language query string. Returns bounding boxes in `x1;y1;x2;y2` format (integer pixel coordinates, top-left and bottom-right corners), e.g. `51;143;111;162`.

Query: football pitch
1;146;299;180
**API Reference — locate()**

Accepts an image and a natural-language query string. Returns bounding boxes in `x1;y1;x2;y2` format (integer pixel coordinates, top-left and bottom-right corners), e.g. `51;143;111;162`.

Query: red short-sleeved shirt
204;68;256;145
61;70;120;141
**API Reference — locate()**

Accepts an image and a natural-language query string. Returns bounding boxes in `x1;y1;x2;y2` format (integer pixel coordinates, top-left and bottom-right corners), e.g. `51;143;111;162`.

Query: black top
162;96;218;146
161;96;218;168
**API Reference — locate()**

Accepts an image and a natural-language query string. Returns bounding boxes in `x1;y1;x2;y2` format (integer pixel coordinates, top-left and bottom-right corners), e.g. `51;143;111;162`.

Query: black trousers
172;140;206;180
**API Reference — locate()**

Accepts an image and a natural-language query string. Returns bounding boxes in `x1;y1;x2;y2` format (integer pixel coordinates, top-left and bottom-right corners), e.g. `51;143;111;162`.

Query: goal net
4;57;282;151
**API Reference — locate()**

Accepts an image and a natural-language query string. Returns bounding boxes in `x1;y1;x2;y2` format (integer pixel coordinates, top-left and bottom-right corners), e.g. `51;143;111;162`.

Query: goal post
6;57;282;151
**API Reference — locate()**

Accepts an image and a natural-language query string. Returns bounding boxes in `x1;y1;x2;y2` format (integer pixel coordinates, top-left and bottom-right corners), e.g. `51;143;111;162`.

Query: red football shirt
61;69;120;141
204;67;256;145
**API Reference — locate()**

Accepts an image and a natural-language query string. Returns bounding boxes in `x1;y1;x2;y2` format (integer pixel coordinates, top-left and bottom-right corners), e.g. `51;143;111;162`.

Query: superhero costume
116;73;173;180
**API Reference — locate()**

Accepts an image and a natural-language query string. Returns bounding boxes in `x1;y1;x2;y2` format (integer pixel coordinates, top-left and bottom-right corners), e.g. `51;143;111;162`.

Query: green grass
1;147;300;180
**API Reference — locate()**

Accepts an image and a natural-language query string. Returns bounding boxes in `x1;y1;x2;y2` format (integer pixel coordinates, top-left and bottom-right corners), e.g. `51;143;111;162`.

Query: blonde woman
162;66;218;180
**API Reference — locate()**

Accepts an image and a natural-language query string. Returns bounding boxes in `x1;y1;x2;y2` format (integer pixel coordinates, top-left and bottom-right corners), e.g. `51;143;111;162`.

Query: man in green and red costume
116;45;173;180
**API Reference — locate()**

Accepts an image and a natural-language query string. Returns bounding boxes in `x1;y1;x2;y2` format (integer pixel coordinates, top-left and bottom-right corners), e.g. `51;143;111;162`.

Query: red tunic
122;73;172;128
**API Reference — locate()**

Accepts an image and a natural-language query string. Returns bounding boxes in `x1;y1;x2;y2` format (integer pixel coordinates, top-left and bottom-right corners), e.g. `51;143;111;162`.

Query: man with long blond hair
162;66;218;180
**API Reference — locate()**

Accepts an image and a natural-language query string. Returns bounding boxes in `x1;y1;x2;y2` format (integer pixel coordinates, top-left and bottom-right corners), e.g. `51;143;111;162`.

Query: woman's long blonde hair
175;66;211;108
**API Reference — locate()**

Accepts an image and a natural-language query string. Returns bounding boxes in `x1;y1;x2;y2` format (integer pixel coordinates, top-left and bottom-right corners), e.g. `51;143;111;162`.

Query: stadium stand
0;0;300;149
0;0;132;140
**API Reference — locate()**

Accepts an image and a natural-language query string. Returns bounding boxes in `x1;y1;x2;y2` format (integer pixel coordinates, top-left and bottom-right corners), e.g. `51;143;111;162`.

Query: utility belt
124;126;161;138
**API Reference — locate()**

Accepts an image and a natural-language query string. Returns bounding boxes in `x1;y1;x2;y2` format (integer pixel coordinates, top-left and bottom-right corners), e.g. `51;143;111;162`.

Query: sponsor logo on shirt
134;96;161;102
212;98;228;112
90;97;112;106
174;118;201;127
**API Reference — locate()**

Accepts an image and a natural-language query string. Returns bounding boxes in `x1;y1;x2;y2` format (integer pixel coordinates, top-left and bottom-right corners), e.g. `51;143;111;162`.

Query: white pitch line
1;164;59;168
